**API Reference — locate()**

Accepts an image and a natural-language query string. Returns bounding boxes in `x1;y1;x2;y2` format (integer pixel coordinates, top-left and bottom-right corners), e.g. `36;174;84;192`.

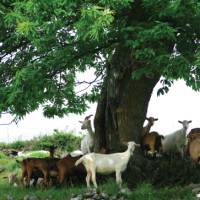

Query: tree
0;0;200;152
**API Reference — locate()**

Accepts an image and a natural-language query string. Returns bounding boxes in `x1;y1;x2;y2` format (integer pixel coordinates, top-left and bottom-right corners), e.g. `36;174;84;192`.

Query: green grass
0;152;197;200
0;183;85;200
130;183;196;200
0;154;20;177
18;151;49;158
0;180;196;200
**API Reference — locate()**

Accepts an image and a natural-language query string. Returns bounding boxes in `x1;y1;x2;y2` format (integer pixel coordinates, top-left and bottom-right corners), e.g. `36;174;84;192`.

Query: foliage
0;129;82;152
0;0;200;118
8;140;28;150
125;156;200;187
33;129;82;151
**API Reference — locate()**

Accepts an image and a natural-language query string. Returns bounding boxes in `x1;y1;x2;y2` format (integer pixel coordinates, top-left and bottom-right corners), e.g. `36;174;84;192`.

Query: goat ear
79;121;83;123
188;120;192;123
145;117;149;120
155;118;158;121
178;120;183;124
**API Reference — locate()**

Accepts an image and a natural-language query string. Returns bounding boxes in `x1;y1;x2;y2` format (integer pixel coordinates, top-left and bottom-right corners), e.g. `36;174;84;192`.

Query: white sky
0;79;200;143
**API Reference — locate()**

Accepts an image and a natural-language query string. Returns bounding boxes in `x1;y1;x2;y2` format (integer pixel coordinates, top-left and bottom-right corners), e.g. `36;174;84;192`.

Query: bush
33;129;82;151
0;129;82;152
125;155;200;187
9;140;27;150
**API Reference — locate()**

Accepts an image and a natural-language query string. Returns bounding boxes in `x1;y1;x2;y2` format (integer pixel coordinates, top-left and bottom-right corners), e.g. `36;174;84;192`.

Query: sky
0;79;200;143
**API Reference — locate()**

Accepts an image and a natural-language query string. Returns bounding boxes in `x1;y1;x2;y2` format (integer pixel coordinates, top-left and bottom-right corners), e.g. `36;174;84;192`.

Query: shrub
9;140;27;150
0;129;82;153
33;129;82;151
125;155;200;187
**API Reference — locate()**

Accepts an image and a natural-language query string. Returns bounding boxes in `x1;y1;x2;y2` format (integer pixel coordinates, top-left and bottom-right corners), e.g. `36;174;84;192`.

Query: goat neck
143;122;152;136
181;126;189;136
124;144;133;159
86;120;94;137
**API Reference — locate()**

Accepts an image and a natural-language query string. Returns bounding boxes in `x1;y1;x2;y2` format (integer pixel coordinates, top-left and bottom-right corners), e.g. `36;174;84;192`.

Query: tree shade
0;0;200;125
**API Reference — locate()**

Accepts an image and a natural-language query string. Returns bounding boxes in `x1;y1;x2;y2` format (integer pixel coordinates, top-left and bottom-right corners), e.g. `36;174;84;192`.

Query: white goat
75;141;140;188
162;120;192;158
79;115;94;154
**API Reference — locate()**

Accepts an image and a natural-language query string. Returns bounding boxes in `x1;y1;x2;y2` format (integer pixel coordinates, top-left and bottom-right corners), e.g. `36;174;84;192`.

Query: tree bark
94;46;160;152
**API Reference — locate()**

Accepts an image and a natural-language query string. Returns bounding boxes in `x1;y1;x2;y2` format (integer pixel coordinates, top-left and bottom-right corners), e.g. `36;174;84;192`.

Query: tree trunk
94;46;160;152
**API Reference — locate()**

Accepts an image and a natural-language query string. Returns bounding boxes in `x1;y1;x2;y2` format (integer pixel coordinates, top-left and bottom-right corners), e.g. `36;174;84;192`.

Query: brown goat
189;128;200;135
142;131;164;157
20;157;59;186
142;117;158;137
189;138;200;163
186;128;200;155
56;155;86;185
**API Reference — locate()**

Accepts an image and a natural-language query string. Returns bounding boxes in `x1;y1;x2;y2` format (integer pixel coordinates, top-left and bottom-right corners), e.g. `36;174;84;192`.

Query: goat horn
85;114;93;120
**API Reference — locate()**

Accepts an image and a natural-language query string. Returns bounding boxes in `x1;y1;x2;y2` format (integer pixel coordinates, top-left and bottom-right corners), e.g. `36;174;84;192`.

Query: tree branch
0;116;19;126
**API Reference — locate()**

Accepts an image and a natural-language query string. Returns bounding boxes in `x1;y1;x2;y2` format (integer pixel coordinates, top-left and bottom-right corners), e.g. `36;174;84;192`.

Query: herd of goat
3;115;200;188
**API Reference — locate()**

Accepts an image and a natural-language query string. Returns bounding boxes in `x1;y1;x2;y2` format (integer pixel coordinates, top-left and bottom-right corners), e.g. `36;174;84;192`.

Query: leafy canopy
0;0;200;118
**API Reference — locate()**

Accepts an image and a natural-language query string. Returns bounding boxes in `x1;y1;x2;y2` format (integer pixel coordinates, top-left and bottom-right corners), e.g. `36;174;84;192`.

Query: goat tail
75;156;84;166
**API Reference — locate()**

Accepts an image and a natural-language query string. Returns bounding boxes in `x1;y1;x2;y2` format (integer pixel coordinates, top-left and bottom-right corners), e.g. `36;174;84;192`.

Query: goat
186;128;200;155
56;155;86;185
142;117;158;137
162;120;192;158
189;128;200;135
188;138;200;163
19;157;59;186
75;141;140;188
79;114;94;154
142;131;164;157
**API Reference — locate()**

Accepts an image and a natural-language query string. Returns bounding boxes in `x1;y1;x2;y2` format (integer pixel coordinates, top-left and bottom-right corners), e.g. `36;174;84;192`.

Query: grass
0;152;197;200
130;183;196;200
0;182;85;200
0;180;196;200
18;151;49;158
